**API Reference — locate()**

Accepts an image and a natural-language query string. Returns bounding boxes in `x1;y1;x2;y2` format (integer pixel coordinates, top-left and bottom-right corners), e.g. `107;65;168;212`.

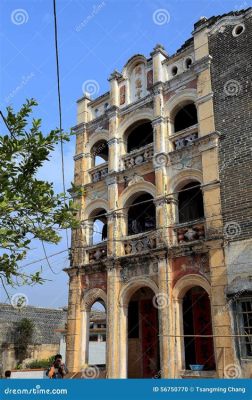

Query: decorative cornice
150;43;169;58
108;69;123;81
201;180;220;191
150;82;165;96
152;116;167;126
105;174;117;186
196;92;214;105
107;105;119;119
72;122;85;135
73;152;85;161
208;9;252;36
119;95;153;116
107;137;121;146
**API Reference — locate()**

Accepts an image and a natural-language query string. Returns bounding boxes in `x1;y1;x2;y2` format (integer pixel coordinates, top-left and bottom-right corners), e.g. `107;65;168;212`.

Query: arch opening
174;103;198;133
127;193;156;235
127;287;160;378
91;140;108;167
126;120;153;153
178;182;204;224
182;286;215;370
90;208;107;244
88;300;107;369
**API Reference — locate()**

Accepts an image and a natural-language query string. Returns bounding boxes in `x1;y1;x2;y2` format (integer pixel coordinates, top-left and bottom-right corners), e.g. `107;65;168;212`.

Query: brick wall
209;13;252;241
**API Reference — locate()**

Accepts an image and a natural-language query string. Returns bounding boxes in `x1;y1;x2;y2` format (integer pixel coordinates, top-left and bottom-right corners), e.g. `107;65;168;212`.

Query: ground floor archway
127;286;160;378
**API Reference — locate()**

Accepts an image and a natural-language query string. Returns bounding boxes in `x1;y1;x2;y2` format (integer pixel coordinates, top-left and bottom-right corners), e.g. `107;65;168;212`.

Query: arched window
178;182;204;223
91;209;107;244
183;286;215;370
91;140;108;167
126;120;153;153
128;193;156;235
174;103;197;132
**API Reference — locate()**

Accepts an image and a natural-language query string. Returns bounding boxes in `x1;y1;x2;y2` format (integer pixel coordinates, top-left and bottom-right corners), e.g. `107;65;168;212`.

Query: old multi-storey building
66;7;252;379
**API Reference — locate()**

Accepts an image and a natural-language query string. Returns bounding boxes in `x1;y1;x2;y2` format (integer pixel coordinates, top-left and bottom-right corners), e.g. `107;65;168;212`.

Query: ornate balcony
174;220;205;244
89;163;108;183
171;124;198;151
87;242;107;262
123;230;160;256
122;143;154;169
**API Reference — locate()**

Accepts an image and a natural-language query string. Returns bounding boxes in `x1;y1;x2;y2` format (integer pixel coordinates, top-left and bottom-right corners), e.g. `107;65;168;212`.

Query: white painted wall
10;370;48;379
88;342;106;365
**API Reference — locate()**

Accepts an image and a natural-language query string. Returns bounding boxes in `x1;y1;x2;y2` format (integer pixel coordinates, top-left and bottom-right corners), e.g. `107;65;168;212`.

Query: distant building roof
0;303;67;345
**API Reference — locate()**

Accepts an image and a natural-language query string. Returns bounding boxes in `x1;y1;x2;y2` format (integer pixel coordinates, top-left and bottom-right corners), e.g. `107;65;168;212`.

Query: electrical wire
53;0;69;249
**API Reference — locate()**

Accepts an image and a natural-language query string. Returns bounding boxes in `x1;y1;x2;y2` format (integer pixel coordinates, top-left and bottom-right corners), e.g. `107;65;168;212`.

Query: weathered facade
66;8;252;378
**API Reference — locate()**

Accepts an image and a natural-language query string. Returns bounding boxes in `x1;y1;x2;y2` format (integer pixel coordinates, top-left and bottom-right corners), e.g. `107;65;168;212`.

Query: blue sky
0;0;250;308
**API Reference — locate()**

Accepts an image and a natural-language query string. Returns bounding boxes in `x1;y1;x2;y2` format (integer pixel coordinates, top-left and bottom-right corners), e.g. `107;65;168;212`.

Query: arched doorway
127;287;160;378
182;286;215;370
88;301;106;368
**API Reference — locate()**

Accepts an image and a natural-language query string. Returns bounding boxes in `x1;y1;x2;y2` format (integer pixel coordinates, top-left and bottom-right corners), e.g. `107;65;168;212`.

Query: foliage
0;99;79;287
26;355;54;369
14;318;34;363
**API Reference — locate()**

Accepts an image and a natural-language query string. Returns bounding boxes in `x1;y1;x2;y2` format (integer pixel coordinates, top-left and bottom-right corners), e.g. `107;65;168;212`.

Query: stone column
107;105;120;173
157;252;173;378
108;70;122;107
66;269;82;372
151;44;167;84
77;93;91;124
106;261;121;378
105;175;118;257
80;310;90;367
208;242;237;377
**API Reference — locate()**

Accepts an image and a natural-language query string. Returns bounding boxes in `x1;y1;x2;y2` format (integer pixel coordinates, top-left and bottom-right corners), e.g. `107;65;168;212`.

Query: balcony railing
87;242;107;262
122;143;154;169
171;124;198;151
174;219;205;244
123;230;159;255
89;163;108;183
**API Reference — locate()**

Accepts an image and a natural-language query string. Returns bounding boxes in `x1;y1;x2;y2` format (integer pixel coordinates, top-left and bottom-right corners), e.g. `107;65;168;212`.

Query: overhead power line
53;0;69;249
